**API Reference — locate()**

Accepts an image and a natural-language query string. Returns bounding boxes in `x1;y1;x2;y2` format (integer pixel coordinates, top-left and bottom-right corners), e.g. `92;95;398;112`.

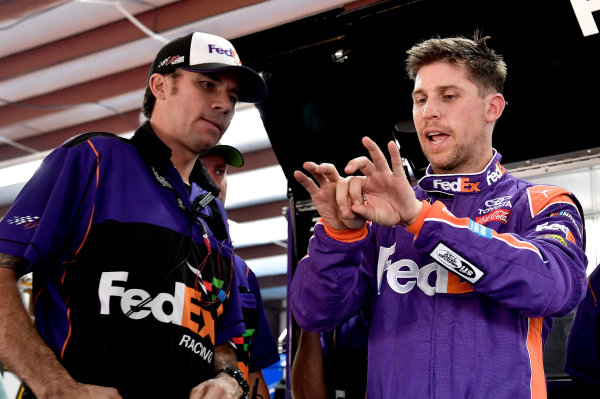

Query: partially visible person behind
201;144;280;399
565;263;600;390
0;31;268;399
292;310;369;399
290;33;588;398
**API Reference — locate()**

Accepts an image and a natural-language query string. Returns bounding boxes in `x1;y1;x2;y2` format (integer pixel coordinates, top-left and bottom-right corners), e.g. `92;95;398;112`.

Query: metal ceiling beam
0;0;65;23
227;199;288;223
236;243;287;260
0;66;147;128
0;109;139;160
0;0;265;81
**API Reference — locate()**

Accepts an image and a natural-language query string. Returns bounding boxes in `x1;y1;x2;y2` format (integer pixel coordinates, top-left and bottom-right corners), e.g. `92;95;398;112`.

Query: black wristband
217;367;249;398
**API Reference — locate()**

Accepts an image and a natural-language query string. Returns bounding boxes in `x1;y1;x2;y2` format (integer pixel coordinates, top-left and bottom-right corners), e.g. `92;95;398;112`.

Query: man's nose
422;99;441;120
211;90;234;114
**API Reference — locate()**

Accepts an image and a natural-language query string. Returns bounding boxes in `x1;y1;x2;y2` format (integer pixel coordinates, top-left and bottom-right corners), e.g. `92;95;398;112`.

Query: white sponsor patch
429;242;485;284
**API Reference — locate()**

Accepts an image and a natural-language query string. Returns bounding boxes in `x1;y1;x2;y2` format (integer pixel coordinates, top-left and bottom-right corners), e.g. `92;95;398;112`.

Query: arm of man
190;342;244;399
0;256;122;399
343;137;587;316
248;371;269;399
291;330;327;399
291;137;418;331
404;188;587;317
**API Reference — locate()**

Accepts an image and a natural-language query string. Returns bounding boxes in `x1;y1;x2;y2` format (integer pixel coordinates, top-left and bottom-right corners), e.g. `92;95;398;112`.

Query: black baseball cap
148;32;267;103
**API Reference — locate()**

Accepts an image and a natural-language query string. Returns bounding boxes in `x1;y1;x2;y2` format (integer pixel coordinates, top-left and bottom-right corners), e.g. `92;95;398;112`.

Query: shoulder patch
60;132;122;148
527;185;575;218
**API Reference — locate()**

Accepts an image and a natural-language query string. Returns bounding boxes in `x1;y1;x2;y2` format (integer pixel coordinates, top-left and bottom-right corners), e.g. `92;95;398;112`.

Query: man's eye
200;81;215;89
443;94;456;100
414;98;426;105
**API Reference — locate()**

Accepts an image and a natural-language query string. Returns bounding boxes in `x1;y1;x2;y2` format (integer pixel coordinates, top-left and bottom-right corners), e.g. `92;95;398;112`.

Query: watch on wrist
218;367;249;398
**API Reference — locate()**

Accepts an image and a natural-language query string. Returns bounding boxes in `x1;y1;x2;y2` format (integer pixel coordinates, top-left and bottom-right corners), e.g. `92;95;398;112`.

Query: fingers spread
347;176;366;206
316;163;342;183
345;156;374;176
362;136;390;172
335;177;352;211
387;141;406;179
293;170;319;195
294;162;342;192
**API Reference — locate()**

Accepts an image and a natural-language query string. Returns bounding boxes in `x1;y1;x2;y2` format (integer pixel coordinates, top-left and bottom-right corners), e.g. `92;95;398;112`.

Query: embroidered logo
486;162;506;186
478;195;512;215
151;167;173;189
430;242;485;284
468;220;493;239
550;211;581;235
432;177;480;193
475;209;510;225
157;55;185;69
542;234;568;247
536;222;576;244
5;215;40;229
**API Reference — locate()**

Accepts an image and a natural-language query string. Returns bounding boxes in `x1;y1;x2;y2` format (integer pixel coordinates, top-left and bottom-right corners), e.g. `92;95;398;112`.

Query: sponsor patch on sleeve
469;220;492;239
429;242;486;284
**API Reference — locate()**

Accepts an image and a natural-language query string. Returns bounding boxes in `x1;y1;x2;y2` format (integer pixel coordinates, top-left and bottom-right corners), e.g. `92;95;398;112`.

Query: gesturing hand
341;137;422;227
294;162;366;230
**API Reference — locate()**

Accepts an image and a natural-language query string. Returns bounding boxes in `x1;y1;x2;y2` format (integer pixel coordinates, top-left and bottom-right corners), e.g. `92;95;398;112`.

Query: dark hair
405;31;507;96
141;69;180;119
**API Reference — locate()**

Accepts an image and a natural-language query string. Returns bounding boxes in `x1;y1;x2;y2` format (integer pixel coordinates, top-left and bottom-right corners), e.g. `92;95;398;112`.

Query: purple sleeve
565;265;600;384
246;269;280;371
290;221;376;332
411;193;588;318
0;144;98;276
215;248;246;345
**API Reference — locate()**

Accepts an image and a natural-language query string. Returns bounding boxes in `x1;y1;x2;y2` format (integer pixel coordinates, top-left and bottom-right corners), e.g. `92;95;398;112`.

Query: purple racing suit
290;151;588;399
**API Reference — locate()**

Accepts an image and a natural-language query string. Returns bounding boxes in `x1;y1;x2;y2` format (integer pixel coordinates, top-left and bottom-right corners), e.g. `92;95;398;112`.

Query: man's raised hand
294;162;365;230
342;137;422;227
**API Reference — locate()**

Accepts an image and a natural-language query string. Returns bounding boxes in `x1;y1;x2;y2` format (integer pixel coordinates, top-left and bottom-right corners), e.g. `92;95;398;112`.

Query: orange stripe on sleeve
60;140;101;356
60;308;72;359
490;229;539;253
86;140;100;185
527;317;547;399
406;200;541;257
405;200;433;236
321;218;368;243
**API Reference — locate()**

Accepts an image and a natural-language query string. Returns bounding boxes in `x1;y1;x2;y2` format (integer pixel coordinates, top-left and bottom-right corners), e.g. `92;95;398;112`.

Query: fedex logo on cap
208;44;241;65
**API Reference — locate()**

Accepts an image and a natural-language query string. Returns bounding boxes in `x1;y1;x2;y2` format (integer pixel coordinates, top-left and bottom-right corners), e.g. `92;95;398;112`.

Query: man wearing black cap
0;32;267;399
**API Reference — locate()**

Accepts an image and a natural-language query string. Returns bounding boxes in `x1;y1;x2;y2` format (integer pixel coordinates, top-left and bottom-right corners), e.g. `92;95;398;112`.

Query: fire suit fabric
0;122;245;398
565;263;600;385
230;254;280;382
321;309;370;399
290;151;588;399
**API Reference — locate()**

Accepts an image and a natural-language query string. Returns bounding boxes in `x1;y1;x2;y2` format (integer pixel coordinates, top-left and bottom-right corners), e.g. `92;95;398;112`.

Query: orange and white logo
432;177;480;192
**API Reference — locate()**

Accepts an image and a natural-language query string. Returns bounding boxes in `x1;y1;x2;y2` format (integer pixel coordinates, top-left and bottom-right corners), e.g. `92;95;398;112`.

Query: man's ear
148;73;167;100
485;93;506;123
